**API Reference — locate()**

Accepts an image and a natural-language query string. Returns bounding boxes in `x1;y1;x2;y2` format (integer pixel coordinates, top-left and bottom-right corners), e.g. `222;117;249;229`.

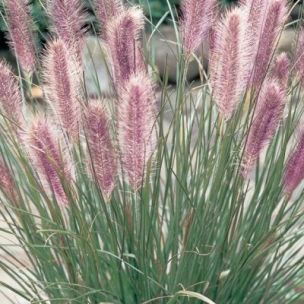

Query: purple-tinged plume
241;80;284;176
0;160;17;204
48;0;87;61
180;0;216;55
0;61;23;130
271;52;289;89
92;0;124;39
210;8;250;119
251;0;287;87
106;7;145;89
3;0;36;74
43;39;81;140
85;102;117;198
118;73;156;190
27;117;71;207
294;27;304;87
283;127;304;195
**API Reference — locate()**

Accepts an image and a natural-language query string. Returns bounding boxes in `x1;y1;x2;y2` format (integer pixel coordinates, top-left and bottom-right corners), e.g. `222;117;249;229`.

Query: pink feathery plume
48;0;87;61
210;8;250;119
0;160;17;204
85;102;117;198
43;39;81;140
92;0;124;39
0;61;23;130
283;127;304;195
271;52;289;89
27;117;71;207
241;80;285;176
118;73;156;190
294;27;304;87
3;0;36;74
180;0;216;55
106;7;145;89
251;0;287;87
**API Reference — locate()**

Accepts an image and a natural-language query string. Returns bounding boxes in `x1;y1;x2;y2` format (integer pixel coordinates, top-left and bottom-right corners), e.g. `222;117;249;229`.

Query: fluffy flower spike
43;39;81;141
180;0;216;55
0;159;18;204
93;0;124;39
251;0;288;87
271;52;289;89
294;27;304;87
283;127;304;195
48;0;87;60
106;7;145;89
3;0;36;74
210;7;250;119
241;80;285;176
27;117;71;207
118;73;156;190
85;102;117;198
0;60;23;130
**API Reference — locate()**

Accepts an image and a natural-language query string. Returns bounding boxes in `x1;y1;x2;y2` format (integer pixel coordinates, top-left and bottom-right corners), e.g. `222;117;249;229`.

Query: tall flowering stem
43;39;81;140
85;102;117;198
210;8;249;119
92;0;123;39
3;0;36;74
48;0;87;60
180;0;216;56
241;80;284;176
106;7;145;89
0;61;22;130
271;52;289;89
118;73;156;190
27;118;71;207
251;0;287;87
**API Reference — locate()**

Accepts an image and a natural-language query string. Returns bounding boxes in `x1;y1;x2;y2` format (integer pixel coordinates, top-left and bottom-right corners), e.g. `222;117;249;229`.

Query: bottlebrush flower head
92;0;124;39
210;7;250;119
294;27;304;87
0;60;23;129
118;72;156;190
283;127;304;195
27;117;71;207
241;80;285;176
251;0;288;87
0;159;18;205
3;0;36;74
84;102;117;198
180;0;216;55
106;7;145;89
271;52;289;88
43;39;81;141
48;0;87;60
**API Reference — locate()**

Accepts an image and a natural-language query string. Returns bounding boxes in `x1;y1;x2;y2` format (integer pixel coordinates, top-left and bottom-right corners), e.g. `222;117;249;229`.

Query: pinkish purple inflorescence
92;0;124;39
250;0;287;87
3;0;36;74
210;8;250;119
106;7;145;89
283;128;304;195
118;73;156;190
294;27;304;87
0;61;22;130
241;80;285;176
85;102;117;198
180;0;216;55
43;39;81;140
27;117;71;207
48;0;87;61
271;52;289;89
0;159;17;204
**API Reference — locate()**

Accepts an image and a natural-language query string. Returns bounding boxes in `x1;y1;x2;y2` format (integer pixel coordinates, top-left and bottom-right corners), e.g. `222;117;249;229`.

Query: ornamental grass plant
0;0;304;303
